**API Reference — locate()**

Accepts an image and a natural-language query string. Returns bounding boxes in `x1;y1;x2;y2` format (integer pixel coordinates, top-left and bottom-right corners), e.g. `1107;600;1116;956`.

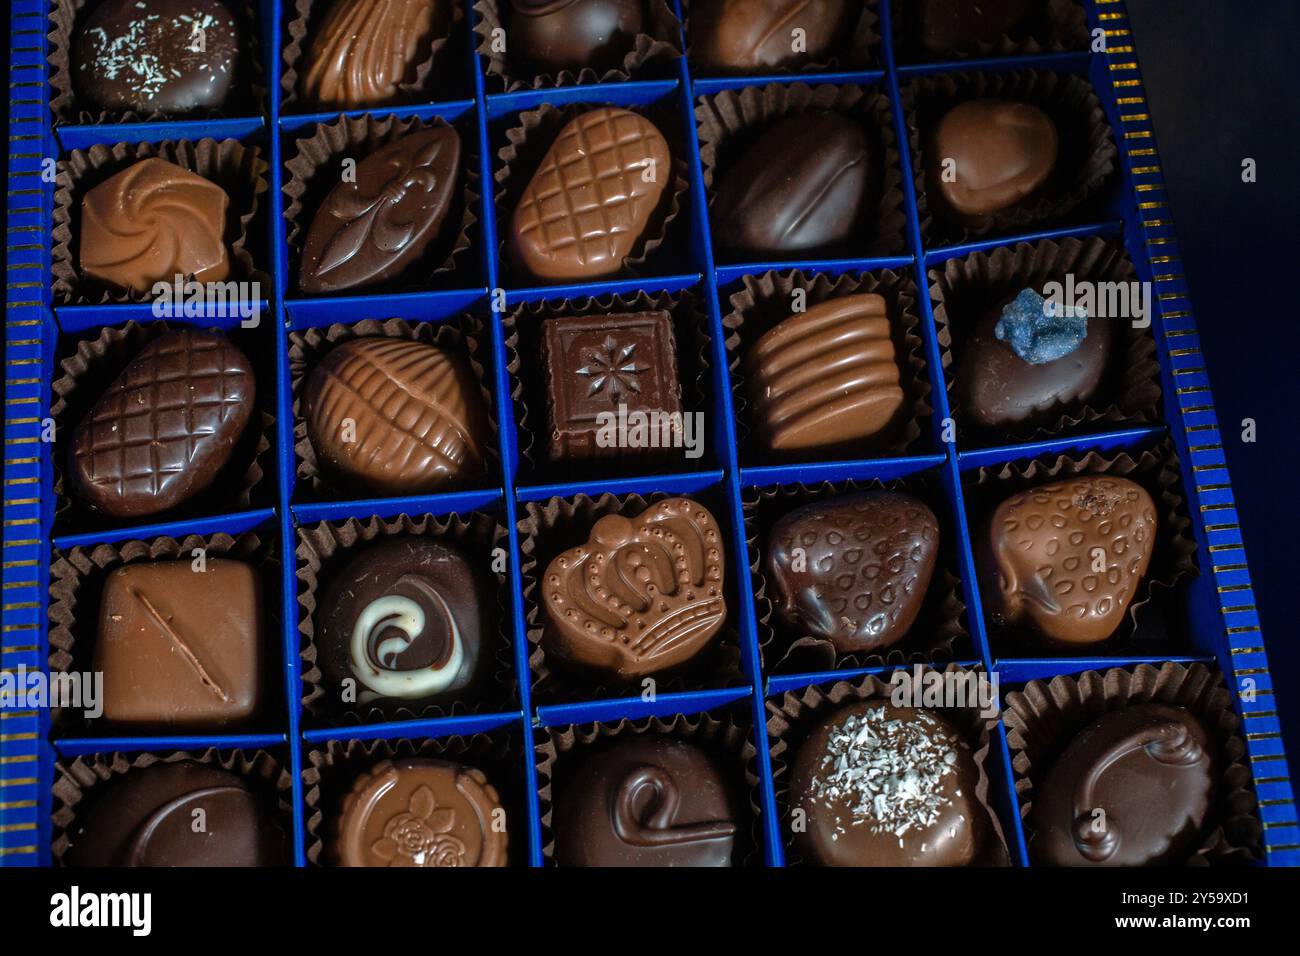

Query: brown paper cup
891;0;1089;63
684;0;881;74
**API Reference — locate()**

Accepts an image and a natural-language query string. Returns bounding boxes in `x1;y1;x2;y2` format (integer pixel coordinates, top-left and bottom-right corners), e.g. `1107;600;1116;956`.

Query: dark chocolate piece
70;330;255;519
316;537;485;707
958;287;1111;429
790;702;984;866
930;98;1058;219
554;736;738;867
542;497;726;680
300;0;445;109
1031;703;1214;866
80;158;231;296
510;107;671;281
508;0;644;74
67;762;285;867
766;491;939;654
303;337;487;496
712;111;869;255
914;0;1035;57
983;475;1156;646
74;0;241;114
541;311;682;461
691;0;850;73
744;293;904;454
299;126;461;294
95;558;261;727
333;758;508;867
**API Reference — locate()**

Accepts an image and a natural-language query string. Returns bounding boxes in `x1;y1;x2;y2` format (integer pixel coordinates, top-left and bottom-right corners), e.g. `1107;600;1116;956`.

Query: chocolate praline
690;0;851;73
508;0;645;74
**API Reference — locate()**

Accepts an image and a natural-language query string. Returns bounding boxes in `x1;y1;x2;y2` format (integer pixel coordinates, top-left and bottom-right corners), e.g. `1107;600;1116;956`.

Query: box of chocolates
2;0;1295;870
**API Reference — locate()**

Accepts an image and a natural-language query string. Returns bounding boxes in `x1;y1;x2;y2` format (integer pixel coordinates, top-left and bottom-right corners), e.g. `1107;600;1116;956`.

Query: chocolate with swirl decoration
316;537;486;707
299;125;461;294
542;497;726;680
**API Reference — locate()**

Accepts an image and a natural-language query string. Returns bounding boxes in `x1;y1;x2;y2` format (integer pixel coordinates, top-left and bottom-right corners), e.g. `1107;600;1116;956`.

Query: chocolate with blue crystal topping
956;285;1111;429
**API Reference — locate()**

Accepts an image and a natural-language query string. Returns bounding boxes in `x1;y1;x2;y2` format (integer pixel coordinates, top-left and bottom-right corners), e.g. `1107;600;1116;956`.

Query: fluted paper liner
303;731;527;866
696;82;908;259
518;491;746;704
295;511;516;725
968;440;1199;655
891;0;1088;63
535;709;762;866
744;475;971;674
474;0;682;92
766;665;1011;866
52;747;293;865
504;288;713;483
287;316;500;501
1003;661;1263;865
49;320;275;532
283;113;479;294
904;69;1117;246
48;0;267;125
282;0;464;113
52;138;269;305
721;267;931;464
684;0;880;75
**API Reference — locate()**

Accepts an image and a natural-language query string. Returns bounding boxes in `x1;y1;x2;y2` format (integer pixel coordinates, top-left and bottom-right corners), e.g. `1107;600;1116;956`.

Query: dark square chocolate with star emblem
541;311;682;461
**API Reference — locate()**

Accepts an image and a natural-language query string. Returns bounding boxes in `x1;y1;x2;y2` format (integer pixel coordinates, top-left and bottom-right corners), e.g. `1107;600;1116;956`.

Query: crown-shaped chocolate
542;497;726;679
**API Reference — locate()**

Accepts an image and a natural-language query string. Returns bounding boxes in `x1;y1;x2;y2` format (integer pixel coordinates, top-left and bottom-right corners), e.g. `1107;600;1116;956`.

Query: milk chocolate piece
554;736;738;867
299;126;461;294
73;0;241;114
791;702;984;866
712;111;869;255
984;475;1156;645
541;311;682;461
70;330;255;519
745;293;904;455
316;538;486;706
691;0;850;73
1031;703;1214;866
542;497;726;680
931;99;1058;219
303;337;487;496
766;491;939;654
510;108;671;281
67;762;285;867
300;0;444;109
508;0;644;74
958;288;1111;429
95;559;261;727
333;758;508;867
914;0;1035;57
80;158;232;296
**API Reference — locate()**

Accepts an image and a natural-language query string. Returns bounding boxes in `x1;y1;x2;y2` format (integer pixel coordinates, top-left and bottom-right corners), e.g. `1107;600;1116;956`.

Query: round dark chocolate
790;702;983;866
1030;703;1214;866
554;736;738;867
690;0;850;73
67;762;284;867
316;537;487;708
74;0;241;114
508;0;644;74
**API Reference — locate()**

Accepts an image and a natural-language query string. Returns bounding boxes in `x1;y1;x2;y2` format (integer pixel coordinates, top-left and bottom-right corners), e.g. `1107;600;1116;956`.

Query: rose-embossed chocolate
690;0;850;73
914;0;1035;57
1031;703;1214;866
70;330;255;519
509;108;671;281
542;497;726;679
333;758;508;867
316;537;486;706
299;126;461;294
983;475;1156;645
554;736;738;867
508;0;645;74
80;158;232;295
767;491;939;654
745;293;905;455
711;111;870;255
303;337;487;496
930;99;1058;220
300;0;444;109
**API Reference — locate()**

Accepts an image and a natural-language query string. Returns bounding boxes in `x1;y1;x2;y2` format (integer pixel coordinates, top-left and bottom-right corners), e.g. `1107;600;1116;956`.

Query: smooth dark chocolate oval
711;111;869;255
300;126;461;294
930;99;1058;219
691;0;850;73
508;0;644;73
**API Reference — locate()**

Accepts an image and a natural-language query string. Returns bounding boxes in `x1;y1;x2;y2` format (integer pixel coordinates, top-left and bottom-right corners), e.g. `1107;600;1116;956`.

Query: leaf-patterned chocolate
299;126;461;294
